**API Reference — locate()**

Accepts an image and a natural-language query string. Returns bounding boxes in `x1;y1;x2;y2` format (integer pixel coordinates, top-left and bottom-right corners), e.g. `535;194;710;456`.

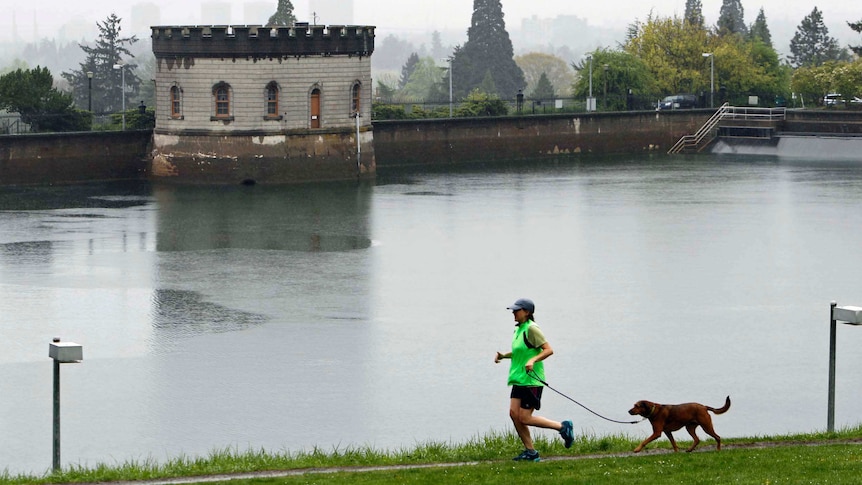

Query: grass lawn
2;428;861;484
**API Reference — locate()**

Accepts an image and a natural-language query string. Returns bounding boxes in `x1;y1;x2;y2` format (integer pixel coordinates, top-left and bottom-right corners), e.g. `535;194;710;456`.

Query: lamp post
49;338;83;472
585;54;595;112
702;53;714;108
603;64;609;110
86;71;93;112
827;302;862;433
113;63;126;130
444;57;453;118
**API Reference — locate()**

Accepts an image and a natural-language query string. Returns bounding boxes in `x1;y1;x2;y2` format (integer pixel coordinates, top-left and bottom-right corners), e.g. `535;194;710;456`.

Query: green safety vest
508;320;545;386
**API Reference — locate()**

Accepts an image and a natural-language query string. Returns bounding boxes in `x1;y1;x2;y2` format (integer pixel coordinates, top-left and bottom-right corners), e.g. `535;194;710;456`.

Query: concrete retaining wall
0;131;151;186
13;108;862;186
372;110;712;166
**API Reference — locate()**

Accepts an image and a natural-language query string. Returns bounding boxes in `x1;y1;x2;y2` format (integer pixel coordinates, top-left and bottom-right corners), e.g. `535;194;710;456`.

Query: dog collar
647;404;657;417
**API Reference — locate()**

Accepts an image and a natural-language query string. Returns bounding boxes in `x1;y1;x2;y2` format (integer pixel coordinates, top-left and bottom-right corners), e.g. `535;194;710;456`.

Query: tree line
377;1;862;118
3;0;862;132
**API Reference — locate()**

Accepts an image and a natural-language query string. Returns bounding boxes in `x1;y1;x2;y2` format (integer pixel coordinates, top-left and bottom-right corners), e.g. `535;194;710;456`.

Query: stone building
150;23;375;184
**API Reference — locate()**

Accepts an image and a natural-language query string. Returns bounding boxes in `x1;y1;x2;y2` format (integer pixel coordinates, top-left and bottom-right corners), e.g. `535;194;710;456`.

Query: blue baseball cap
507;298;535;313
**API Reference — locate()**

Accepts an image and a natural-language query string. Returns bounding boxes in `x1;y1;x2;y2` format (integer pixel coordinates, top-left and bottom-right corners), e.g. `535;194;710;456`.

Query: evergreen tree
789;7;843;67
749;8;773;47
430;31;447;60
376;79;397;102
61;13;140;114
399;53;420;89
684;0;704;27
268;0;296;26
450;0;525;99
717;0;747;36
478;69;498;95
849;19;862;56
529;72;555;99
400;57;446;101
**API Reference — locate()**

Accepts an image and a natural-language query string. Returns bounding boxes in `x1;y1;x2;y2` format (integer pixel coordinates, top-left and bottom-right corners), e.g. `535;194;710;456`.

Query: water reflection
3;157;862;475
0;240;54;266
153;184;373;253
150;288;268;335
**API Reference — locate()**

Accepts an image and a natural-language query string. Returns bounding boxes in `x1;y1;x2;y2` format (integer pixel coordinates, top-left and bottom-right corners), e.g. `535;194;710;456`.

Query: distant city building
201;2;232;25
131;3;161;35
244;2;272;25
308;0;353;25
57;19;95;43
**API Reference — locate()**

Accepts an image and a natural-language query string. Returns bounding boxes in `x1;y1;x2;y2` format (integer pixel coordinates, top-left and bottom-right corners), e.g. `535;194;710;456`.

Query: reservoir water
2;154;862;474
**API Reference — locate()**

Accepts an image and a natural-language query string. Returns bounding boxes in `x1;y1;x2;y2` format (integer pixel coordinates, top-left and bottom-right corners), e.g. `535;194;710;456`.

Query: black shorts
511;385;543;410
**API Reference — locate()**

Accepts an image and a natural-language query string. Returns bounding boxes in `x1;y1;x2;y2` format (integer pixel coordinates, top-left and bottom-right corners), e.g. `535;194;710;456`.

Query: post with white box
49;338;83;472
827;302;862;432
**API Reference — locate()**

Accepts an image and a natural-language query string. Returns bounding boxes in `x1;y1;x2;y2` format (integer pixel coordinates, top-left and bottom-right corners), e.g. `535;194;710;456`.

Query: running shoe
560;420;574;448
512;449;540;462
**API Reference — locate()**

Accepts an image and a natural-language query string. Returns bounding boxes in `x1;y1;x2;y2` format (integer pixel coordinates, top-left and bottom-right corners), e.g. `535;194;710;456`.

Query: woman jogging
494;298;574;461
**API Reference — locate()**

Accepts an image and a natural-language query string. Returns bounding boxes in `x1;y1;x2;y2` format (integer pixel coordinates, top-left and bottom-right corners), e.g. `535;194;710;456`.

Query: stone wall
0;131;150;186
373;110;713;166
18;108;862;186
151;24;375;184
155;56;372;133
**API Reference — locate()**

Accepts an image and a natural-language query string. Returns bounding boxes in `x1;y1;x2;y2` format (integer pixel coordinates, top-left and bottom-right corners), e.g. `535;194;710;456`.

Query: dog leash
527;370;643;425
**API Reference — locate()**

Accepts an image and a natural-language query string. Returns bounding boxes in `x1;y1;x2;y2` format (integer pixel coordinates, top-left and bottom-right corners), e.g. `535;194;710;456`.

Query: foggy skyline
2;0;860;51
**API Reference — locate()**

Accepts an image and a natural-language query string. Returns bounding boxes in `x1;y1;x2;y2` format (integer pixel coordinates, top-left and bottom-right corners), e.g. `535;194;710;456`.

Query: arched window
213;82;232;119
265;82;280;119
351;82;361;115
310;87;321;128
170;85;182;118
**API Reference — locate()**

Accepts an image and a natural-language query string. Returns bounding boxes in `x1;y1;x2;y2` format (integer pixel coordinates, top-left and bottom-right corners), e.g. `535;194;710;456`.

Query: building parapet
151;23;375;59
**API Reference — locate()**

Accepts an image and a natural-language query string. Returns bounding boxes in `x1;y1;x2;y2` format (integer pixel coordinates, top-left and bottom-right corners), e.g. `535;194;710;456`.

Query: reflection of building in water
152;184;372;252
150;21;375;184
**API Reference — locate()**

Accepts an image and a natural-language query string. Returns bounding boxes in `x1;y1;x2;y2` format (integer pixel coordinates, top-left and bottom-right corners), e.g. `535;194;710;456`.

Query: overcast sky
4;0;860;45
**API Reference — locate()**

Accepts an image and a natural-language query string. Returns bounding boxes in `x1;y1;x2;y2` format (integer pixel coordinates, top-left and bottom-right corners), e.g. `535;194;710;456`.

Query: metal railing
721;106;786;121
668;104;786;154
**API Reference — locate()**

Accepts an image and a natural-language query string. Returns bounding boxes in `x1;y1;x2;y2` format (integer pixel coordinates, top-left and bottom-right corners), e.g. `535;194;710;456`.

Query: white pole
710;55;714;108
355;112;361;175
121;67;126;130
448;58;453;118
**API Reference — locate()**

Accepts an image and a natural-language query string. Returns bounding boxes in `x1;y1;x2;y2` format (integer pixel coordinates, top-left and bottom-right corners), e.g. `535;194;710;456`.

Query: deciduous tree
624;13;787;106
574;48;655;110
624;15;711;95
0;66;89;132
514;52;575;97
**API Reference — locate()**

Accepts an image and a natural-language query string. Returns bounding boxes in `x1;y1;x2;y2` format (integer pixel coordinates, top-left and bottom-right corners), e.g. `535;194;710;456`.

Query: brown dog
628;396;731;453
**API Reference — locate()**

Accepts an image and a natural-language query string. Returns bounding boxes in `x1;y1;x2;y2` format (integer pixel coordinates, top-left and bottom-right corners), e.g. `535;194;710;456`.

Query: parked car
657;94;698;110
823;93;842;106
